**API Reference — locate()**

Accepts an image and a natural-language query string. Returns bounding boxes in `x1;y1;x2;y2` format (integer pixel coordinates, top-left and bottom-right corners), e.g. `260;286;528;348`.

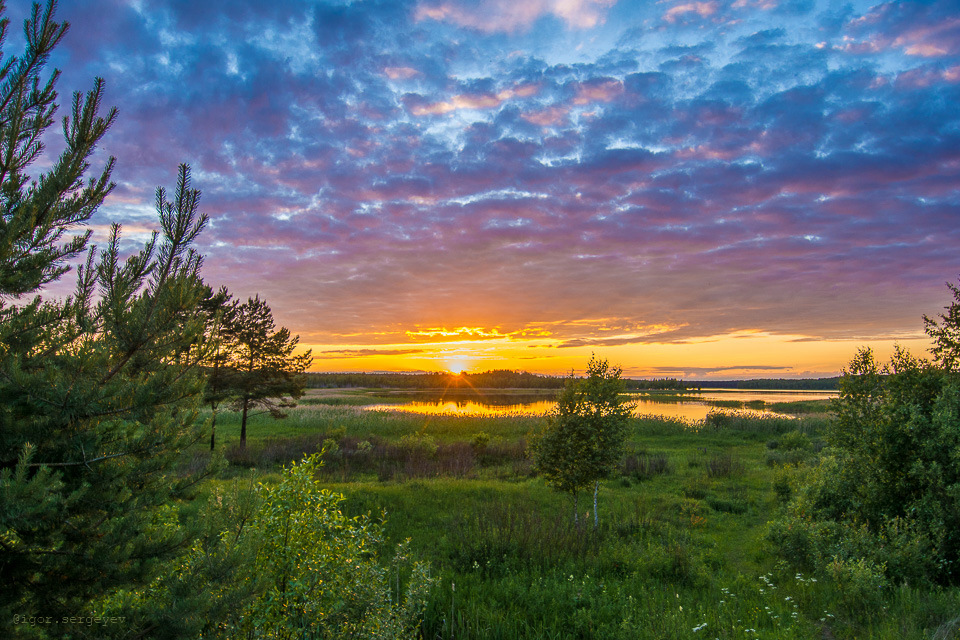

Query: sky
14;0;960;379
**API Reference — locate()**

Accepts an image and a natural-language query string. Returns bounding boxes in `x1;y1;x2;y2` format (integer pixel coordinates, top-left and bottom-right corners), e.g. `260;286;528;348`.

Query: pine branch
26;450;129;468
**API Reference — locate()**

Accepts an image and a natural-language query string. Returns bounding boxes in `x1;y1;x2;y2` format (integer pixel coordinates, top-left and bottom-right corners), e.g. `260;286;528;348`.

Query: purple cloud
22;0;959;376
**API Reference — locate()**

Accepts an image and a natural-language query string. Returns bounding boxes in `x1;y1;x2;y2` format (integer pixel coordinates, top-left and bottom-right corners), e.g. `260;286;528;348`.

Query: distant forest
697;377;840;390
304;371;840;391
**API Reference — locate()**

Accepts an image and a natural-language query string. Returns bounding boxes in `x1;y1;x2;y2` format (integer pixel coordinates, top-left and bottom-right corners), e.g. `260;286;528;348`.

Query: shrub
771;339;960;586
398;431;440;457
779;430;811;451
240;454;434;638
826;556;888;619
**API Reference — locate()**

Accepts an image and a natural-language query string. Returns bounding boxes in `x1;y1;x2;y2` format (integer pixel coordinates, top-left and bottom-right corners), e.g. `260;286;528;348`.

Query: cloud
842;2;960;59
663;1;718;24
315;348;429;359
644;365;793;377
414;0;618;33
405;327;513;342
40;0;959;373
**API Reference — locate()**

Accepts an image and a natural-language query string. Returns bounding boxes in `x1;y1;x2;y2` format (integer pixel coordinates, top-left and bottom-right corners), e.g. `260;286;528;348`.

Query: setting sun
444;358;471;375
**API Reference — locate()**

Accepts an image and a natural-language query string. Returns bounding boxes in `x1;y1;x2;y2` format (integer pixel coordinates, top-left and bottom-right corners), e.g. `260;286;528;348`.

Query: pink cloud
900;64;960;93
903;43;947;57
409;82;540;116
663;1;718;24
521;105;570;127
414;0;617;33
893;18;960;56
384;66;420;80
572;78;623;105
412;92;502;115
674;144;740;161
731;0;777;9
844;7;960;59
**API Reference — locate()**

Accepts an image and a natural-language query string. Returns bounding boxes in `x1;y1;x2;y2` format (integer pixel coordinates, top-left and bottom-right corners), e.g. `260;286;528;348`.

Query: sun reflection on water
362;392;809;423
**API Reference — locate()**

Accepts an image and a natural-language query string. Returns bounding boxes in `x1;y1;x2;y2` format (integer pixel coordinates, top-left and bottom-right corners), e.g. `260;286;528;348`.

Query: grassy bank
193;392;959;639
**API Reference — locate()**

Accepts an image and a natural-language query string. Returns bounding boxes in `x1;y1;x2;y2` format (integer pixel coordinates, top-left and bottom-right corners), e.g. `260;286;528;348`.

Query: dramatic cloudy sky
19;0;960;377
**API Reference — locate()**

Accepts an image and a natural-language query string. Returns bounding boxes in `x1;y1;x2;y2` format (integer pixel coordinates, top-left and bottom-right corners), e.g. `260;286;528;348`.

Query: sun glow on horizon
303;330;935;381
443;358;472;375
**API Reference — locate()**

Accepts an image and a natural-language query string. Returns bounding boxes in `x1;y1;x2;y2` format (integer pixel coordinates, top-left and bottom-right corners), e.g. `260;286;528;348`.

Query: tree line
699;377;840;390
306;370;692;390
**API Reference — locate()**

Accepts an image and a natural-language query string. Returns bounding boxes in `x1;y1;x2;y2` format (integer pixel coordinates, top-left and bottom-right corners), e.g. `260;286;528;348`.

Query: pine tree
0;0;115;295
0;5;218;616
1;160;218;629
228;295;312;448
198;284;239;451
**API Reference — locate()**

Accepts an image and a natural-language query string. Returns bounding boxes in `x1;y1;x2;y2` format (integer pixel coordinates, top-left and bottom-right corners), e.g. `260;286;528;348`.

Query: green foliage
94;455;436;639
0;3;224;622
924;276;960;372
704;409;800;434
398;430;439;457
239;454;433;639
528;356;633;524
771;343;960;587
0;159;219;629
0;1;116;296
207;399;954;639
227;295;313;448
198;284;239;450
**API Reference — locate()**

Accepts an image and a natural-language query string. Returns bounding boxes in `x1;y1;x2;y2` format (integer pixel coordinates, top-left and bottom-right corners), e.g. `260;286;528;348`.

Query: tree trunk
593;480;599;529
573;491;579;525
240;397;249;449
209;408;217;451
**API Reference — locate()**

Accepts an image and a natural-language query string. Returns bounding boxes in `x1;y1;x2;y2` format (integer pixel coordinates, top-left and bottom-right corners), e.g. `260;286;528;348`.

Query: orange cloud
406;326;511;341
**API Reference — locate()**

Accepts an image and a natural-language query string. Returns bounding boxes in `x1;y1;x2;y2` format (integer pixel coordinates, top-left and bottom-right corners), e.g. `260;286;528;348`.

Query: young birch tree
529;356;633;528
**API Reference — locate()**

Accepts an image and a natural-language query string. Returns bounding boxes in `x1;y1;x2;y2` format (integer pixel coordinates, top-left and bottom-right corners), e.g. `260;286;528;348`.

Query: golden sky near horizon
303;327;935;379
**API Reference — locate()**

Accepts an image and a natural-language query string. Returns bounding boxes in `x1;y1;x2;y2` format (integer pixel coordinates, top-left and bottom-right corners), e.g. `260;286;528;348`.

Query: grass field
196;389;960;639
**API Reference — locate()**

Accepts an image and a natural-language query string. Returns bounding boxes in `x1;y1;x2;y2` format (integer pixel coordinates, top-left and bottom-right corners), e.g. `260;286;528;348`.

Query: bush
771;343;960;587
239;454;434;638
826;556;888;619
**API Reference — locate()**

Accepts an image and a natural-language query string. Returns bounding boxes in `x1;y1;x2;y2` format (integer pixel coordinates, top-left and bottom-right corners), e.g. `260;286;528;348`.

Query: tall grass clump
632;414;693;436
704;409;804;435
705;452;744;478
622;451;672;480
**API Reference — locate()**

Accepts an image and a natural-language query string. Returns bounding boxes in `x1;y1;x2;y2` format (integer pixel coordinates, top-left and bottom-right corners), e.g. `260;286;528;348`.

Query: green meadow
196;389;960;639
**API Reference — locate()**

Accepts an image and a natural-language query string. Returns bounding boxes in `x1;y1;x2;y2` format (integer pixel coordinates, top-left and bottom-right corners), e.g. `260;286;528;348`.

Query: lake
363;389;836;423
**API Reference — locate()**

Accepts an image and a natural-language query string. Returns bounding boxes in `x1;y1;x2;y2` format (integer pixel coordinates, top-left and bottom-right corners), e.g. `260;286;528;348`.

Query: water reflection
364;399;556;417
362;390;829;422
695;389;837;403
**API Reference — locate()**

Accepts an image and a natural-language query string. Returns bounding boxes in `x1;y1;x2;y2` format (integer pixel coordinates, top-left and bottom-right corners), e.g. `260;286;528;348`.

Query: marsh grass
705;451;745;478
196;395;960;639
622;451;672;480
